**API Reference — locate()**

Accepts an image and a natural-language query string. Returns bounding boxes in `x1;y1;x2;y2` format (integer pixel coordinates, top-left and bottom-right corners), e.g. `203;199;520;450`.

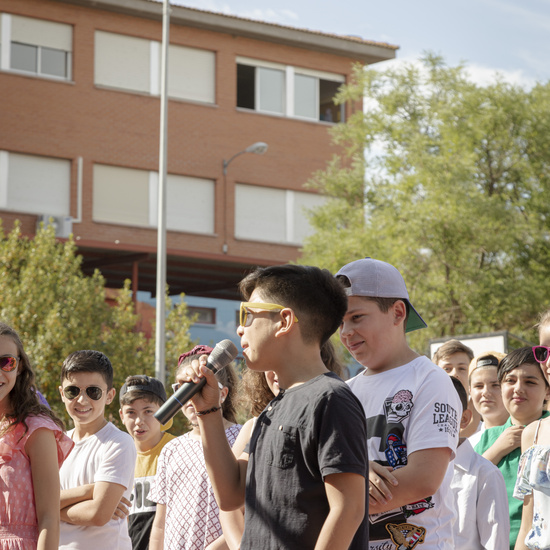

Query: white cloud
369;55;536;89
465;63;535;88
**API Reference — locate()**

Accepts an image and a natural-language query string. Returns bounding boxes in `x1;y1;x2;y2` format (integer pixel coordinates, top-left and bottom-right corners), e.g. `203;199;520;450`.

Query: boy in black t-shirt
181;264;369;549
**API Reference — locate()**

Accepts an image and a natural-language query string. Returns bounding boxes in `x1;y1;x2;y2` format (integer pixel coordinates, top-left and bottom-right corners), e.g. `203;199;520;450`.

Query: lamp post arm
222;150;247;176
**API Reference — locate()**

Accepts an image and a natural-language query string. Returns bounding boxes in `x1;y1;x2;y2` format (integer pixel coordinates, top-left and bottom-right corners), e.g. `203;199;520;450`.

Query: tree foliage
301;54;550;352
0;221;195;424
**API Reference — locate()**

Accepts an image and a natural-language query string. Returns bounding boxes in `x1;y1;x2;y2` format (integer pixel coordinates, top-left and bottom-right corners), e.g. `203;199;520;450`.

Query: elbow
218;499;242;512
418;478;445;499
90;511;114;527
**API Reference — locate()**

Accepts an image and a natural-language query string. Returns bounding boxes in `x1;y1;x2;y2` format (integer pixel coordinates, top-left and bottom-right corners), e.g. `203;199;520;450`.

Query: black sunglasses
0;354;19;372
63;385;104;401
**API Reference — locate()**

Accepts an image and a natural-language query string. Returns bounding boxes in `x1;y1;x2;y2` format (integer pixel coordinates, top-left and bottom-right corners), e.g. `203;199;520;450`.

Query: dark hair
433;339;474;364
176;353;239;424
239;264;347;346
449;375;468;414
0;322;65;437
498;346;547;386
61;350;114;389
120;375;165;408
241;339;345;417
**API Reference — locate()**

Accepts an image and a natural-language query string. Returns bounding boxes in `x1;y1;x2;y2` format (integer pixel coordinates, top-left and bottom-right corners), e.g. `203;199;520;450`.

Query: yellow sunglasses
239;302;299;327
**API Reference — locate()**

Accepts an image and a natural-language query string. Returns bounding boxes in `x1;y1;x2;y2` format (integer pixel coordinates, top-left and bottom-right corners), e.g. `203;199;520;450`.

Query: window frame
0;13;73;81
236;57;345;123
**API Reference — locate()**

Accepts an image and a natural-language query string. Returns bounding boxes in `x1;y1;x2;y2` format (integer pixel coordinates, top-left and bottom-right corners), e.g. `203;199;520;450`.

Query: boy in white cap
336;258;461;550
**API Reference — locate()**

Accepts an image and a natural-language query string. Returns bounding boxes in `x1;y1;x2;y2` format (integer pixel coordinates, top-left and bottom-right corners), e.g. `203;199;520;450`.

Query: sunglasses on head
0;355;19;372
533;346;550;364
63;385;104;401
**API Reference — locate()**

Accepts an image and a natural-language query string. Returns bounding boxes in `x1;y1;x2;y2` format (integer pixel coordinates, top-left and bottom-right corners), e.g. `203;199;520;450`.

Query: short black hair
449;376;468;414
497;346;545;386
61;350;114;389
239;264;347;346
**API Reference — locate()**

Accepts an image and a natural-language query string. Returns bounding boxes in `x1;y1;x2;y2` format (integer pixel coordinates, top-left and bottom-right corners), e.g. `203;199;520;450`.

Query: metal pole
155;0;170;383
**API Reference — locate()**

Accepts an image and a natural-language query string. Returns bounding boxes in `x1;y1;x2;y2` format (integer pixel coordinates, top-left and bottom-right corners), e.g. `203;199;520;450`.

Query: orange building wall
0;0;364;266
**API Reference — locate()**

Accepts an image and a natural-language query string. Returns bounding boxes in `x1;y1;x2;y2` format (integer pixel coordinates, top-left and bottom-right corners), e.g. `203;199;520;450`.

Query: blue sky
169;0;550;87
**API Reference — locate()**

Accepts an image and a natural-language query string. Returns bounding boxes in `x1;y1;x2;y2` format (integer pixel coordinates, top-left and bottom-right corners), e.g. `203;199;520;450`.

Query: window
234;184;326;245
94;31;215;103
0;151;71;216
0;14;72;79
236;57;344;122
189;307;216;325
92;164;215;234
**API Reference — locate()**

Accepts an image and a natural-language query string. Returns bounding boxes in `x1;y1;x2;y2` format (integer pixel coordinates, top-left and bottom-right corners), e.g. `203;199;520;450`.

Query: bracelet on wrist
195;406;221;417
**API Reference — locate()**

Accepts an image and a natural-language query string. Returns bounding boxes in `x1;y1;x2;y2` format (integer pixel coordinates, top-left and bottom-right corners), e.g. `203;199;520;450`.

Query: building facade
0;0;396;300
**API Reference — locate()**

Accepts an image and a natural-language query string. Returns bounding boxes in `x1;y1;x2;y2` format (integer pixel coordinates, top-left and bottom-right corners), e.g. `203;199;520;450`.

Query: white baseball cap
336;258;427;333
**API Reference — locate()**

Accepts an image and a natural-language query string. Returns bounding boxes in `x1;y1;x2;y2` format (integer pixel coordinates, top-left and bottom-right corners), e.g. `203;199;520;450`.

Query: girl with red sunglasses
514;309;550;550
0;322;73;550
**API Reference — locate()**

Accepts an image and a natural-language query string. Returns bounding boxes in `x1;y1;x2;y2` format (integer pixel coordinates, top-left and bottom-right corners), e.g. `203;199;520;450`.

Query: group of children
1;257;550;550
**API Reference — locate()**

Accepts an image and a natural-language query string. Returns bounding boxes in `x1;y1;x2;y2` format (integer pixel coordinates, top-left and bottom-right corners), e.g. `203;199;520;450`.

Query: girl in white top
514;309;550;550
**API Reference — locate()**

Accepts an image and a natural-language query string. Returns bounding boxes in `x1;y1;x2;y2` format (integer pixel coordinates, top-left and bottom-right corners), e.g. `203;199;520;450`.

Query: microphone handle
154;375;209;426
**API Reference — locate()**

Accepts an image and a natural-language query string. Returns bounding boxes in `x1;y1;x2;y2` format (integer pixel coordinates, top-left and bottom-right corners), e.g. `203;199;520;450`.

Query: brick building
0;0;397;302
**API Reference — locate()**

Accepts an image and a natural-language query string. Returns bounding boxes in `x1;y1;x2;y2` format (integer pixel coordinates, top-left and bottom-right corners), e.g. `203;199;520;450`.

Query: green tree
0;221;195;424
301;54;550;352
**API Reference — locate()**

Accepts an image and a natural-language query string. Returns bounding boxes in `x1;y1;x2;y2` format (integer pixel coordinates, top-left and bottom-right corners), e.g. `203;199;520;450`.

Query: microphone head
209;339;239;371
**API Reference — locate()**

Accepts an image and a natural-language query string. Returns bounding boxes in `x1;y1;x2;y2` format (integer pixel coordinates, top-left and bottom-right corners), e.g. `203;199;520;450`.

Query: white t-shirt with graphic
347;356;460;550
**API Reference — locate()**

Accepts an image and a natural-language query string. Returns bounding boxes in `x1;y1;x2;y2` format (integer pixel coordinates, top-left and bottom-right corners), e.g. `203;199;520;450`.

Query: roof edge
53;0;398;64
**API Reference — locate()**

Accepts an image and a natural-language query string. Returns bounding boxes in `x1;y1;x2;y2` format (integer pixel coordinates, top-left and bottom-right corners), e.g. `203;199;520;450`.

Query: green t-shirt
474;411;550;550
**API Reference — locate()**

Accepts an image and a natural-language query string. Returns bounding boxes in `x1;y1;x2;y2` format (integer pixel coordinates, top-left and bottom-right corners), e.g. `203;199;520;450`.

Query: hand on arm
61;481;127;526
112;495;131;521
314;472;366;550
27;428;62;550
482;425;524;466
368;461;398;507
368;447;453;515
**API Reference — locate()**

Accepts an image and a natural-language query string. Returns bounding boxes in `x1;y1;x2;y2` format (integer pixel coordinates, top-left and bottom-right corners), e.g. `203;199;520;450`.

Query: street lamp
222;141;268;176
222;142;268;253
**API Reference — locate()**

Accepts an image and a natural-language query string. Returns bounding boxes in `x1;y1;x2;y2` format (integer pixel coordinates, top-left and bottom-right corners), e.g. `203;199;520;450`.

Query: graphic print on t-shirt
368;390;434;546
386;522;426;549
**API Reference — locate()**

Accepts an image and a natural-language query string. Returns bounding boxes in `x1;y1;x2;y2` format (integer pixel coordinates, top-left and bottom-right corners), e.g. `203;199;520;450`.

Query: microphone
154;339;239;426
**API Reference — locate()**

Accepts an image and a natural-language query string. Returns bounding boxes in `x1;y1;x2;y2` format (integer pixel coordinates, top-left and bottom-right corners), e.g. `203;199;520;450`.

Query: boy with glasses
58;350;137;550
180;264;369;550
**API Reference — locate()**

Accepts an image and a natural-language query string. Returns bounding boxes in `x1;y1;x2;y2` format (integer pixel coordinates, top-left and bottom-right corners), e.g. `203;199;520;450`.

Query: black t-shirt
241;372;369;550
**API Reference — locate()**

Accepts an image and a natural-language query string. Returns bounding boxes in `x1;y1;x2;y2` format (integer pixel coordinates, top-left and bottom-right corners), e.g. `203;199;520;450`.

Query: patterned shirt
148;424;241;550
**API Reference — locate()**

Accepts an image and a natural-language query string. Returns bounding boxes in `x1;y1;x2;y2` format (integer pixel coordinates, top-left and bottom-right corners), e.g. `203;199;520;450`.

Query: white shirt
347;356;461;550
467;420;485;448
59;422;137;550
450;439;510;550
